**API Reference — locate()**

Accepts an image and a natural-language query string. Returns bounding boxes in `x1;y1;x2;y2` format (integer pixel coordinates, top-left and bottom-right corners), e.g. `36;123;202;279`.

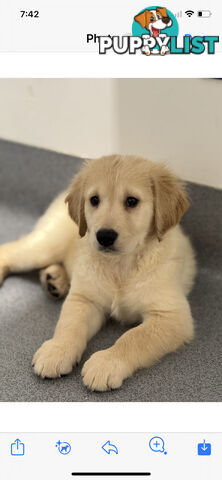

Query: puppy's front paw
160;45;169;55
32;339;81;378
82;349;131;392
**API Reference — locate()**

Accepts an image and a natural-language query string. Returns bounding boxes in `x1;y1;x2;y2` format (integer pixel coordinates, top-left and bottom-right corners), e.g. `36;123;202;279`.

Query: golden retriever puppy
0;155;196;390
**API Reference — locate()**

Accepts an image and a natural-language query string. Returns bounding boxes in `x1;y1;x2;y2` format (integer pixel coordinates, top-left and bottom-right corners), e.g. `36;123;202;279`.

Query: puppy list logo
97;5;219;55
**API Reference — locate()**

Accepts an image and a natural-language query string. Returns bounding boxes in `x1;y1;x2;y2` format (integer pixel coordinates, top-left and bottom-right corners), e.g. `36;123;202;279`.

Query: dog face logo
134;7;172;38
132;6;178;55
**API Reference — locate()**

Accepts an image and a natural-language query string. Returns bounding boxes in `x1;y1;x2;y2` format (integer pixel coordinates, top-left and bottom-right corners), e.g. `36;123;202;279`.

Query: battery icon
197;10;212;18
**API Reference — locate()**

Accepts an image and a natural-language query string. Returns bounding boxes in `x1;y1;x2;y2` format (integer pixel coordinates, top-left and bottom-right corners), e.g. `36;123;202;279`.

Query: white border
0;53;221;78
0;403;221;433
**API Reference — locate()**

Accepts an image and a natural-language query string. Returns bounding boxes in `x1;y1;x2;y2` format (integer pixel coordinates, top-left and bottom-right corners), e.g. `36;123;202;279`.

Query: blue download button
198;440;211;456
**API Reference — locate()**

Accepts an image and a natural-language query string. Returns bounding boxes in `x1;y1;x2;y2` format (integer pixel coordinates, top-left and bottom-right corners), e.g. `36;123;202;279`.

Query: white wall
0;78;221;188
117;79;222;189
0;79;118;158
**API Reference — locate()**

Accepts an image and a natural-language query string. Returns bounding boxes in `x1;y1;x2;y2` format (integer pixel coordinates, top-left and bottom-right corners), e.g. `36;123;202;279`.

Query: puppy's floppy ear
134;10;152;29
65;170;87;237
151;164;189;239
156;7;168;18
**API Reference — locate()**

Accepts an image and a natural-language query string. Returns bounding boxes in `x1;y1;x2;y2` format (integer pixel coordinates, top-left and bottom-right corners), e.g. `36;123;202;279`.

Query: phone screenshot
0;2;221;480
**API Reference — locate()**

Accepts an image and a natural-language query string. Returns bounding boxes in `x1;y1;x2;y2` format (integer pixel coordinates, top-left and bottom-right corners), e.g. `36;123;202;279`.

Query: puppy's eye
157;14;161;19
150;16;155;21
90;195;100;206
126;197;139;208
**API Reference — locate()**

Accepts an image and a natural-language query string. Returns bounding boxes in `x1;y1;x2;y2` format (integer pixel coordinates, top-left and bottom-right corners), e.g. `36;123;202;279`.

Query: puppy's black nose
162;16;170;24
96;229;118;247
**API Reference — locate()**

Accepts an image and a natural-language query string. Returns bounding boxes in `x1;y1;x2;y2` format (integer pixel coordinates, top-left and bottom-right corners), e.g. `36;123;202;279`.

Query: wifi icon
185;9;194;17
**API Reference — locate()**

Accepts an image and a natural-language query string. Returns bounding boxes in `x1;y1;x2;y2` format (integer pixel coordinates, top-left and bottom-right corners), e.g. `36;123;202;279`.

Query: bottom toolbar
1;432;220;480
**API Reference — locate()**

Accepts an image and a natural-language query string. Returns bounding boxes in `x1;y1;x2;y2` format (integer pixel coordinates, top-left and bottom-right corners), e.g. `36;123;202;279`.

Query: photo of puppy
0;155;196;391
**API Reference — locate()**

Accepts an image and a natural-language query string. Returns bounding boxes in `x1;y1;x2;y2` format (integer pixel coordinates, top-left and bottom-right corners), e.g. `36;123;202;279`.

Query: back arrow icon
102;441;118;455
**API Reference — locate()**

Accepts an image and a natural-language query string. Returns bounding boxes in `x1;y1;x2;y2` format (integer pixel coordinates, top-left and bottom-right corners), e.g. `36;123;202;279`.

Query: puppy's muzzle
96;229;118;248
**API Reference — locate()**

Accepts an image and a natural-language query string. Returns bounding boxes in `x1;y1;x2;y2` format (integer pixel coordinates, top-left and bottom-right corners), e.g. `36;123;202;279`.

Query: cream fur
0;155;196;391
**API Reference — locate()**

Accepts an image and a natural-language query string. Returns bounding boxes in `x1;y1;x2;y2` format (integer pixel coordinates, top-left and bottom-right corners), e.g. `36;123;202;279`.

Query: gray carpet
0;139;221;402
